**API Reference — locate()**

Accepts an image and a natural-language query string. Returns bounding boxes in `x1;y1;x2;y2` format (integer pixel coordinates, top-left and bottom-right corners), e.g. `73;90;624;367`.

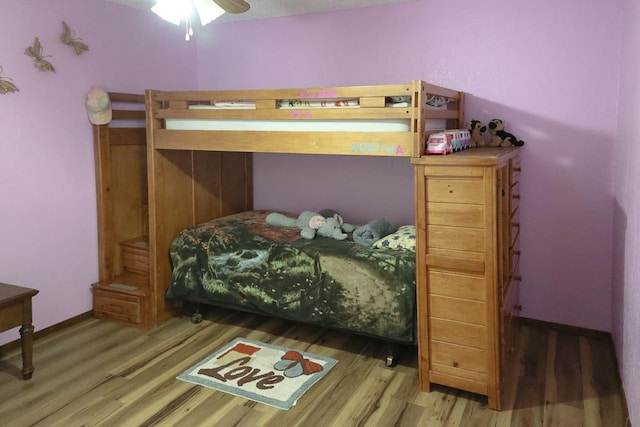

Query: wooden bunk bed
92;81;521;409
143;80;463;364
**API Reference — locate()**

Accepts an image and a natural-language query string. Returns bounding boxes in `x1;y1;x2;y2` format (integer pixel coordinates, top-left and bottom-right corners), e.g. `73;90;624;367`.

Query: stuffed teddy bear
266;210;355;240
467;119;487;147
487;119;525;147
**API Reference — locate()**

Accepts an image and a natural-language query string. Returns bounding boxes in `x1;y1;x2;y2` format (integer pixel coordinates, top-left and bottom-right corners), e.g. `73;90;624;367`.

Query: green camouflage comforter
167;211;416;344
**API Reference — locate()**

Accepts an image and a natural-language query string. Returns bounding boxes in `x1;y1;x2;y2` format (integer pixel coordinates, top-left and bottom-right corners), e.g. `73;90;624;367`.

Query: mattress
167;211;417;344
165;117;412;132
164;99;447;132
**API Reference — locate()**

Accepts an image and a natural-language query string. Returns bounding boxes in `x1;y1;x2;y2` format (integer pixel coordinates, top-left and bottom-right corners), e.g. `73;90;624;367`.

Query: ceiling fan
152;0;250;40
213;0;250;14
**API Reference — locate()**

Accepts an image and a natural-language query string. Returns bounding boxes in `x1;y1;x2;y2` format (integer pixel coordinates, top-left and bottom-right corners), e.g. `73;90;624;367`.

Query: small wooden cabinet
412;147;521;410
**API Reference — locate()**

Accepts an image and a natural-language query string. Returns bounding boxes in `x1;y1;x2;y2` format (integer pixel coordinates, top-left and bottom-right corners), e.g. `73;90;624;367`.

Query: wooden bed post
92;124;116;285
411;80;425;158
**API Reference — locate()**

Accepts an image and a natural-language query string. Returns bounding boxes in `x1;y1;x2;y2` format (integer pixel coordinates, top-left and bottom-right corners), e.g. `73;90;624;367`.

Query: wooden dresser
412;147;522;410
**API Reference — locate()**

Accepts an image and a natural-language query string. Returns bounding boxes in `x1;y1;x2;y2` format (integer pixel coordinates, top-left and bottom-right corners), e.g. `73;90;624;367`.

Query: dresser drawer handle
512;250;521;256
513;167;522;172
512;194;520;200
452;361;459;368
515;304;523;311
513;275;522;282
511;222;520;228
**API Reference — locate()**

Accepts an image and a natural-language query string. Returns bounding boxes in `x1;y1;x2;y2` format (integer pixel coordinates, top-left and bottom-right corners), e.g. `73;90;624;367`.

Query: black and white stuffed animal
487;119;525;147
467;119;487;147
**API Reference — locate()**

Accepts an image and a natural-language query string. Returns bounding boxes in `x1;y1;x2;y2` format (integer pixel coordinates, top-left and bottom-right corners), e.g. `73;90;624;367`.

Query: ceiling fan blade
213;0;250;14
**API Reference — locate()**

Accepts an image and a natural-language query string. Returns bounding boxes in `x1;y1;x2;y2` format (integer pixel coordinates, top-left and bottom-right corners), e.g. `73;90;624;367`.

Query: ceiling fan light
193;0;225;26
151;0;192;26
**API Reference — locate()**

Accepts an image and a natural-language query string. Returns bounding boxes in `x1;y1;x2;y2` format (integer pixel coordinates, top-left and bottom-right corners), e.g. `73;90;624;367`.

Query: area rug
177;337;338;410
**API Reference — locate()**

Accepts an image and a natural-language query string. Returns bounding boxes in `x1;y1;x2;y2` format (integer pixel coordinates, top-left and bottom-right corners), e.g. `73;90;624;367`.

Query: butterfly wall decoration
0;67;19;94
60;21;89;56
25;37;55;73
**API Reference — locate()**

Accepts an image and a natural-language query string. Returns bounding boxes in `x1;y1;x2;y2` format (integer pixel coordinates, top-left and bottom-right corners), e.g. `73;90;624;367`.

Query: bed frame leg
385;342;401;367
191;302;203;324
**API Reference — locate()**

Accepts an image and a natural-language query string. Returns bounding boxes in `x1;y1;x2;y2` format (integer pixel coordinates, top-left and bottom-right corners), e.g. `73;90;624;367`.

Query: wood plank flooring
0;309;630;426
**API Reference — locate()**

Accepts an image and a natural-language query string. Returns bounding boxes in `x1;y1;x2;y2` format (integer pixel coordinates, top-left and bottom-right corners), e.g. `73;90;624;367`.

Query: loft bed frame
146;80;463;157
144;80;464;327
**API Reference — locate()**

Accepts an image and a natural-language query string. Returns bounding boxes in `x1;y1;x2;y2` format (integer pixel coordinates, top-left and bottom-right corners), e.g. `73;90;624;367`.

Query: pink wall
0;0;197;344
613;0;640;421
196;0;621;332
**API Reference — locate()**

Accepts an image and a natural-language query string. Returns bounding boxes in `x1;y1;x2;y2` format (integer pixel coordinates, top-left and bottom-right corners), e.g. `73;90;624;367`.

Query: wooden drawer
430;317;487;349
94;288;142;325
120;237;149;275
123;250;149;275
428;225;485;252
426;178;484;204
429;295;486;325
429;270;486;301
427;202;484;228
431;340;488;374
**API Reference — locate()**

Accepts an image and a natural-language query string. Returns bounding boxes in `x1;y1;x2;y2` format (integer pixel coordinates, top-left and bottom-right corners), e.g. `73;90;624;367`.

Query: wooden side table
0;283;39;380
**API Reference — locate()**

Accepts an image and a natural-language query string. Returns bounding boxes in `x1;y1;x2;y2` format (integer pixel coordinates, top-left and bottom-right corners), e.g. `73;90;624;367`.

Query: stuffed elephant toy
266;211;355;240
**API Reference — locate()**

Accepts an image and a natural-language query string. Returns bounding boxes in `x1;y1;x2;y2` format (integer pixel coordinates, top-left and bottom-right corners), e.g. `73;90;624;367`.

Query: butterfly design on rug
60;21;89;56
273;350;324;378
25;37;55;73
0;67;19;94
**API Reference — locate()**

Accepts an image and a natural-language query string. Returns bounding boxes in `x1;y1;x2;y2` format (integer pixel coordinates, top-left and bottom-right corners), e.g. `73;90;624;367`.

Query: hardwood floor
0;309;630;426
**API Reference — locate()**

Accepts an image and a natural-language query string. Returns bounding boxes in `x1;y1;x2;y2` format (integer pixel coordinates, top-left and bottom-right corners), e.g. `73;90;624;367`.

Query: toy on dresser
426;129;471;155
487;119;525;147
467;119;487;147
